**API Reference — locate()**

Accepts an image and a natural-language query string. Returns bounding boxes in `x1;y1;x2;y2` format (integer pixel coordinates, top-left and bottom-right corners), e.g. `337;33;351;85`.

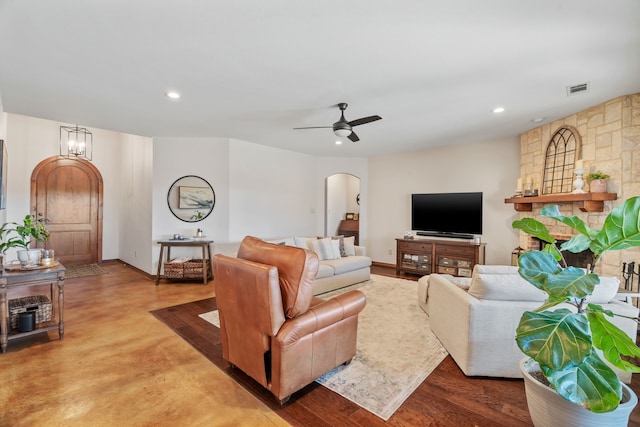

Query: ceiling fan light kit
294;102;382;143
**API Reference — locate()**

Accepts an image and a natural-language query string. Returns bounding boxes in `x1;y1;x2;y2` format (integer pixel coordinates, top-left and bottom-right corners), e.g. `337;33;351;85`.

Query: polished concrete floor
0;263;289;427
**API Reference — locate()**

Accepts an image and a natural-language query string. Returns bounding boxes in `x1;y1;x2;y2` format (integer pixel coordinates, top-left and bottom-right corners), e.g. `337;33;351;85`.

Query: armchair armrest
276;290;366;345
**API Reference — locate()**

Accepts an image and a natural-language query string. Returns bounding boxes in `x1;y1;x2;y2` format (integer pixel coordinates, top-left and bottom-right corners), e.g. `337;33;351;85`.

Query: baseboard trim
114;259;155;281
372;261;395;269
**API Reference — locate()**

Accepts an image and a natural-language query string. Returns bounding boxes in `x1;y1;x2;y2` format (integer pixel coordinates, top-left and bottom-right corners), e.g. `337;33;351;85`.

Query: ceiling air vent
566;82;590;96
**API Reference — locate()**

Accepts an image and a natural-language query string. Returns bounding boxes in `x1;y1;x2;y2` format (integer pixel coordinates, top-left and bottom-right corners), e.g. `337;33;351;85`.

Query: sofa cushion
468;271;547;302
320;255;371;275
315;263;334;279
473;265;520;275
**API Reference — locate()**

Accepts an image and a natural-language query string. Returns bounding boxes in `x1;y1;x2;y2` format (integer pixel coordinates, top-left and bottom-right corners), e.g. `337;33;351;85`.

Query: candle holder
572;168;586;194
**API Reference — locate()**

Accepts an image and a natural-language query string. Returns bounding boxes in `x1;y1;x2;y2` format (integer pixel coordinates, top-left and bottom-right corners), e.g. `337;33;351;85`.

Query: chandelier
60;125;92;161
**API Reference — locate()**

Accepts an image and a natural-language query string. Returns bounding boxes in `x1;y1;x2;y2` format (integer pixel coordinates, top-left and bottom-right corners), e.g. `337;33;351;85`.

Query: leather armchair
214;236;366;404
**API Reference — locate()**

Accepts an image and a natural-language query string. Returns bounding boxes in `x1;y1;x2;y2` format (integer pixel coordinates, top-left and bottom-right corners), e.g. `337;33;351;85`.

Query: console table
396;238;485;277
155;239;214;285
0;264;66;353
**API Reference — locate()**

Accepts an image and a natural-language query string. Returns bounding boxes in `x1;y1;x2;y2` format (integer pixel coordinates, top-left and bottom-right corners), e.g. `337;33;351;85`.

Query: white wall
119;133;154;271
151;137;230;272
229;139;317;240
1;110;520;272
367;137;521;266
4;113;126;262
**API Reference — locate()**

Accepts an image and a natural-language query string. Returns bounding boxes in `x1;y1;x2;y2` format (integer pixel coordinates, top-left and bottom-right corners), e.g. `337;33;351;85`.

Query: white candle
526;176;532;185
575;159;584;169
517;178;523;190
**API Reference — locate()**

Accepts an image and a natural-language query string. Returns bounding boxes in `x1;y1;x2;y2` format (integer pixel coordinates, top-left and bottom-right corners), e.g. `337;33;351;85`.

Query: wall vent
566;82;590;96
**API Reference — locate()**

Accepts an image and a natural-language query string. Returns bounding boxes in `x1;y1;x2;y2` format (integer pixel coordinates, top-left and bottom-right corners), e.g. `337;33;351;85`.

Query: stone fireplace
525;235;594;270
515;94;640;278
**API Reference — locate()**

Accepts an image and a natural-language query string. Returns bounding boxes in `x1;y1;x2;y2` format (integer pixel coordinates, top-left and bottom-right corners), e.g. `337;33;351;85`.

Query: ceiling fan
293;103;382;142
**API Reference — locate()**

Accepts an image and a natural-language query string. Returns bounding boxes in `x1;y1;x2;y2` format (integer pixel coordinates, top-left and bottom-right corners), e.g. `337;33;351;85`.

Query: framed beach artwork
167;175;216;222
179;186;214;209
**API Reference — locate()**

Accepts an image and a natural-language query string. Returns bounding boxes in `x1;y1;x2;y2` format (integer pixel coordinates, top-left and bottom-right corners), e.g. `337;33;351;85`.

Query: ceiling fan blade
348;131;360;142
293;126;332;130
348;115;382;127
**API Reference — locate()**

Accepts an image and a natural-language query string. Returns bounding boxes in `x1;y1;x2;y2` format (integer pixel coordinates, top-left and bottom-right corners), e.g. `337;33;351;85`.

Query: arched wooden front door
31;157;103;265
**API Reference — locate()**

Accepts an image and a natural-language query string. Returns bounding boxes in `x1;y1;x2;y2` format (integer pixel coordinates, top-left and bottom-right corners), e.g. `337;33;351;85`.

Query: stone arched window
542;126;581;194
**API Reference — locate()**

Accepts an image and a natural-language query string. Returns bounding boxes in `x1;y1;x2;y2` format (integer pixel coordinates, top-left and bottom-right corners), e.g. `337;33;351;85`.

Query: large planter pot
17;249;41;266
520;358;637;427
589;179;608;193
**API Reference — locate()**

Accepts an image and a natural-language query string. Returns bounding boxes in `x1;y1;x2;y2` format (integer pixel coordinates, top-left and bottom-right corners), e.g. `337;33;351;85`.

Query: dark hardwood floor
154;264;640;427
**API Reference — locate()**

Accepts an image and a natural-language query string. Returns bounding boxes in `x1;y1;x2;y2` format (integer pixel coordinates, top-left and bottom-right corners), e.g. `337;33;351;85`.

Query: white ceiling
1;1;639;158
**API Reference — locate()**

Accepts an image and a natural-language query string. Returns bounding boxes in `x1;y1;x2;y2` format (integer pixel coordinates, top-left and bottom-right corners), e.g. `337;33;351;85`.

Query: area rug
198;274;448;420
64;263;108;279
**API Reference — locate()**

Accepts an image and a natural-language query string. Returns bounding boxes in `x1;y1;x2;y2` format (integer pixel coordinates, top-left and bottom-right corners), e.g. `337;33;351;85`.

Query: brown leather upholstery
214;236;367;403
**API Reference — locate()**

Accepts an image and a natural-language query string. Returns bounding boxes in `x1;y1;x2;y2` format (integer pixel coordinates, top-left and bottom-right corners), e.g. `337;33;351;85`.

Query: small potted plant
0;214;50;266
586;170;610;193
512;196;640;426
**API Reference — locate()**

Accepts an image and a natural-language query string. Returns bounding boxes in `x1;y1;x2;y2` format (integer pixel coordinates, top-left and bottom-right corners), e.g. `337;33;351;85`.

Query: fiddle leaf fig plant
0;214;50;253
512;196;640;413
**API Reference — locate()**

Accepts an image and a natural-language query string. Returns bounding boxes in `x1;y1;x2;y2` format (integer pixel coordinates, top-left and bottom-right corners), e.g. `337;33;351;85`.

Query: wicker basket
163;259;211;280
163;261;185;279
9;295;52;330
184;259;211;279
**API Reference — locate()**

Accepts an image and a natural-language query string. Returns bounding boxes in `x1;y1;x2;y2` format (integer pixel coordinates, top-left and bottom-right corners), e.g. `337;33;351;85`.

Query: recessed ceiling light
165;91;181;99
532;117;545;123
492;106;505;114
335;140;343;145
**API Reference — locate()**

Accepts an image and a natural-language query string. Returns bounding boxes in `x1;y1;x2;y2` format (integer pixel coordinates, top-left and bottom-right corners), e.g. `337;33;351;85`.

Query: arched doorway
325;173;360;237
31;157;103;264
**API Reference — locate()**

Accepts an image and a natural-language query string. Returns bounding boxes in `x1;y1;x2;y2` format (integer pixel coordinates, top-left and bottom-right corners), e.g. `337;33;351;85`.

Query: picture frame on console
345;213;355;220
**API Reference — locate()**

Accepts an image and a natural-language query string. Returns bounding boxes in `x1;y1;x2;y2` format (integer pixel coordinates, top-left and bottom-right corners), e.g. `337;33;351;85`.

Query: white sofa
418;265;639;380
214;236;371;295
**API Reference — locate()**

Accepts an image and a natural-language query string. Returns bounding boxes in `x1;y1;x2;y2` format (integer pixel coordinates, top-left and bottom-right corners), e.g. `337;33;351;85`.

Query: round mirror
167;175;215;222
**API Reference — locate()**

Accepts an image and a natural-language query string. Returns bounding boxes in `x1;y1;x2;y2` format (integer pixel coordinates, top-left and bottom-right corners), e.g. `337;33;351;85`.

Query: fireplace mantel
504;192;618;213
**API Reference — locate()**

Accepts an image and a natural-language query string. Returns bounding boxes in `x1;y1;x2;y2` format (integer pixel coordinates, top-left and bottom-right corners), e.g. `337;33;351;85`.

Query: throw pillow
331;235;347;257
310;237;340;261
586;276;620;304
294;236;316;249
331;238;342;259
468;272;547;302
343;236;356;256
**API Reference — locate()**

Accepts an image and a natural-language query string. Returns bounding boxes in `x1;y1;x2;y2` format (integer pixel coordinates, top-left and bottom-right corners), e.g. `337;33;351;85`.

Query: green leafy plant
512;196;640;413
587;170;610;181
0;214;50;253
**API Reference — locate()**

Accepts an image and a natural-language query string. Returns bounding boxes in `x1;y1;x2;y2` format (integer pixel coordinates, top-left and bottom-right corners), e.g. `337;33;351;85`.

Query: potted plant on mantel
0;214;50;266
512;196;640;427
587;170;610;193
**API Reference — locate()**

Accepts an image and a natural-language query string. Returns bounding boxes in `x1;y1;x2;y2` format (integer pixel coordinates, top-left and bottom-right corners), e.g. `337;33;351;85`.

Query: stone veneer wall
518;93;640;278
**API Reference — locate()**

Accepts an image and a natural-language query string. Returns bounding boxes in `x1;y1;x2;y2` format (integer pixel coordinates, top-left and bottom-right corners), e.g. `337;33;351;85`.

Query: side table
155;239;214;285
0;263;66;353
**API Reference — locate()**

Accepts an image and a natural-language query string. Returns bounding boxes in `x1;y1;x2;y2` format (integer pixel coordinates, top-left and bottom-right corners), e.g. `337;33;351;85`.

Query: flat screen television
411;192;483;238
